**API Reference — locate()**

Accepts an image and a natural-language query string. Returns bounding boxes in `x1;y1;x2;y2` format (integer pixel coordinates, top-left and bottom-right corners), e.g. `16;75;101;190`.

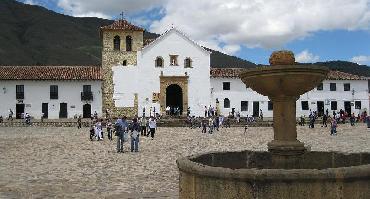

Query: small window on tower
169;55;178;66
126;36;132;51
113;35;120;51
122;60;127;66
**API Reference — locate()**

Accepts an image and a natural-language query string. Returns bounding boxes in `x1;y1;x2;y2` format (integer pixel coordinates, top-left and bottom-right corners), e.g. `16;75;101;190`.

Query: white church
0;19;369;119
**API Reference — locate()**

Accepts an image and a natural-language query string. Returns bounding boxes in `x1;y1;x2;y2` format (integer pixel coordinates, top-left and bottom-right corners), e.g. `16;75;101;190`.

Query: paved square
0;125;369;198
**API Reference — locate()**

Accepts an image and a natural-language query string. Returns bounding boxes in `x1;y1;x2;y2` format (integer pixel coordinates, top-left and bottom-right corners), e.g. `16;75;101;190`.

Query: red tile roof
0;66;102;80
210;68;368;80
327;70;367;80
210;68;246;78
100;20;144;31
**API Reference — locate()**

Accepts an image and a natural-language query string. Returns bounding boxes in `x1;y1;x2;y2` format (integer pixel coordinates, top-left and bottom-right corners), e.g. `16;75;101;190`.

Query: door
83;104;91;118
59;103;68;118
344;101;351;116
166;84;183;115
253;101;259;117
317;101;324;117
42;103;48;119
16;104;25;119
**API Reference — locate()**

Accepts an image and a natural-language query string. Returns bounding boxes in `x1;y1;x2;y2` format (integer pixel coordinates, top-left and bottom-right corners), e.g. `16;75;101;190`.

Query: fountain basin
177;151;370;199
239;65;328;97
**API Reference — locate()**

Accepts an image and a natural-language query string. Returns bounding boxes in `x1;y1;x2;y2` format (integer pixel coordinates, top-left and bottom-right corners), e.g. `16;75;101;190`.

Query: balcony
16;92;24;99
81;91;93;101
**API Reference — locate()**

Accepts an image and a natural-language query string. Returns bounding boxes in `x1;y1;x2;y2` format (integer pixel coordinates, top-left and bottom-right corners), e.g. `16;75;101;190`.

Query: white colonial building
211;69;369;118
0;66;102;119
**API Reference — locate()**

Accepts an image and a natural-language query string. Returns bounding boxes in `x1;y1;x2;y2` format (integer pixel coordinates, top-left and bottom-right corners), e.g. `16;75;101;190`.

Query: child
208;117;214;134
201;119;207;133
330;118;337;136
107;120;113;140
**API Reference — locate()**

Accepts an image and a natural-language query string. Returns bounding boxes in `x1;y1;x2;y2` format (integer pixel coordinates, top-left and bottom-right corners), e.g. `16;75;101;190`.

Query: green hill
0;0;369;76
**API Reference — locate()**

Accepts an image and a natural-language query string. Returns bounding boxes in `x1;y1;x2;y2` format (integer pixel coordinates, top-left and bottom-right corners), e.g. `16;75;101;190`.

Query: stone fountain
177;51;370;199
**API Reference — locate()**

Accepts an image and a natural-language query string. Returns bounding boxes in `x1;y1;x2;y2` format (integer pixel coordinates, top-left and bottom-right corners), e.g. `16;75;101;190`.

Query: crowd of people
298;109;368;136
87;113;157;153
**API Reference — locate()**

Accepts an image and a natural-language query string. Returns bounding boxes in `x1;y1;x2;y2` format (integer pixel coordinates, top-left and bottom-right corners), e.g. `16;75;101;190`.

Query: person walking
330;117;337;136
201;118;207;133
107;119;113;140
140;117;147;136
204;106;208;118
322;114;328;127
130;118;140;152
350;113;356;126
8;109;13;121
95;119;103;140
77;115;82;129
148;116;157;139
115;116;128;153
208;117;214;134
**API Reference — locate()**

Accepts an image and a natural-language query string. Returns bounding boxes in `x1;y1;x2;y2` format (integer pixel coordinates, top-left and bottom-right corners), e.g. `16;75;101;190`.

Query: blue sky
20;0;370;65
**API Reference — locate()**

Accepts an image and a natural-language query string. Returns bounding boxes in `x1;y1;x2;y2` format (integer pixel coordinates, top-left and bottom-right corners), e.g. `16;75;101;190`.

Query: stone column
268;96;306;156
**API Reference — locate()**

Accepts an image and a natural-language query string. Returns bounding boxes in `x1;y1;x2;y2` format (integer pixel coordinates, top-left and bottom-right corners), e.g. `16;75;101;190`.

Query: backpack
114;123;122;136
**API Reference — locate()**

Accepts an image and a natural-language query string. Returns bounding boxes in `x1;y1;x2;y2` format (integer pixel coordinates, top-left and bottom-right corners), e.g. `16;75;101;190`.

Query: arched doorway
166;84;183;115
83;104;91;118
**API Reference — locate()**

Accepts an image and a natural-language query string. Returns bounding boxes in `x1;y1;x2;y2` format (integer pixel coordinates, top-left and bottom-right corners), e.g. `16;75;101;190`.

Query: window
126;36;132;51
331;101;337;110
155;57;163;67
16;85;24;99
224;98;230;108
344;83;350;91
317;83;323;91
301;101;309;110
81;85;93;101
241;101;248;111
83;85;91;92
268;101;273;110
50;85;58;99
113;35;120;51
122;60;127;66
223;82;230;90
184;58;192;68
355;101;361;109
330;83;336;91
169;55;178;66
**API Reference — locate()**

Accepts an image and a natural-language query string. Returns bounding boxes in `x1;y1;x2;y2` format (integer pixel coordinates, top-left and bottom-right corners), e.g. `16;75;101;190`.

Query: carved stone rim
177;150;370;181
239;65;329;80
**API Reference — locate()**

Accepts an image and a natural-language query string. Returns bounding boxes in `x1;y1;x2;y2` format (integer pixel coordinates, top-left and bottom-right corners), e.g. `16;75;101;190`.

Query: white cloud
296;50;320;63
57;0;167;19
55;0;370;50
150;0;370;49
24;0;37;5
351;55;370;65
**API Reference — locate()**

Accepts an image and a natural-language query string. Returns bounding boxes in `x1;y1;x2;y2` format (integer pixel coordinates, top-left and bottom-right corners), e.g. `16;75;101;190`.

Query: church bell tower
100;19;144;117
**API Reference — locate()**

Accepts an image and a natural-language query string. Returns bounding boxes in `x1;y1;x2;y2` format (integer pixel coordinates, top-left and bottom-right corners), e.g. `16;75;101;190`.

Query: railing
81;92;93;101
16;92;24;99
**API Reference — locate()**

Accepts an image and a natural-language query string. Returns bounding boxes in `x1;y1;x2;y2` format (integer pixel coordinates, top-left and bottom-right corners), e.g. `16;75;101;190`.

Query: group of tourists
299;109;369;136
87;114;157;153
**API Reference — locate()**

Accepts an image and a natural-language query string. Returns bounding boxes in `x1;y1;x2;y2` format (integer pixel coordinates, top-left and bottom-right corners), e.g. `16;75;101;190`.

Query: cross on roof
120;12;125;20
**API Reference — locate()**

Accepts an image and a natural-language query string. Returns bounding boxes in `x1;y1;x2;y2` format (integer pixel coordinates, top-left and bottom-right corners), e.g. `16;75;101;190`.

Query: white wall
211;77;270;117
212;78;369;118
298;80;369;117
113;29;211;117
0;80;102;119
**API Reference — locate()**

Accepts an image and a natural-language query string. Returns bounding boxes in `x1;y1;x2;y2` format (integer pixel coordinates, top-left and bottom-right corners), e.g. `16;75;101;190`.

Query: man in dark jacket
115;116;128;153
